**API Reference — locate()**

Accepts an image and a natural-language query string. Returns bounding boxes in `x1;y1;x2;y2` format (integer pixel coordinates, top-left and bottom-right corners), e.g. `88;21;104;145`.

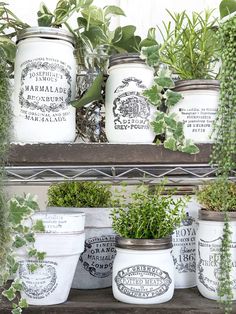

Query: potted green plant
142;10;219;151
47;181;116;289
111;183;187;304
196;180;236;306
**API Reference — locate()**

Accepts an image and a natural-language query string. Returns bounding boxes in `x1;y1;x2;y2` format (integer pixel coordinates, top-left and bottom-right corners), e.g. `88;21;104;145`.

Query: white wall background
7;0;221;39
6;0;221;208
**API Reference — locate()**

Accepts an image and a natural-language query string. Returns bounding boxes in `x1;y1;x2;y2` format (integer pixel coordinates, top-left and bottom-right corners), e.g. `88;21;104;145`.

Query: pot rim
116;236;172;250
199;208;236;221
174;79;220;92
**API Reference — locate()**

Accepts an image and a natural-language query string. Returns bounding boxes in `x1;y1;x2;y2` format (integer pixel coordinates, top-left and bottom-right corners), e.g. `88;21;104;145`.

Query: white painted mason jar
171;80;219;143
172;196;200;288
13;27;77;143
112;237;174;304
105;53;156;143
196;210;236;300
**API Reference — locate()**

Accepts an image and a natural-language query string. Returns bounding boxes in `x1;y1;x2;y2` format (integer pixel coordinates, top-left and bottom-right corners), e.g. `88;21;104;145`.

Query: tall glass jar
13;27;76;143
105;53;155;143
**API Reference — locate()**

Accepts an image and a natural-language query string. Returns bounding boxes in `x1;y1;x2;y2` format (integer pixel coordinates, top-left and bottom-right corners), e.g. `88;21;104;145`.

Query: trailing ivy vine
210;9;236;313
0;50;12;282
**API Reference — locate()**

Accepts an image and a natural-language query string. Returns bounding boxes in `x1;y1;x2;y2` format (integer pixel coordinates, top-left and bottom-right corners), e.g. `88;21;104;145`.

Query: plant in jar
47;181;112;208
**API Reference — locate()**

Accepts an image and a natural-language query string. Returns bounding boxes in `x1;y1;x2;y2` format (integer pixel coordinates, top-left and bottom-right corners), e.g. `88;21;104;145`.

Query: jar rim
199;209;236;221
17;27;74;45
116;236;172;250
109;53;145;68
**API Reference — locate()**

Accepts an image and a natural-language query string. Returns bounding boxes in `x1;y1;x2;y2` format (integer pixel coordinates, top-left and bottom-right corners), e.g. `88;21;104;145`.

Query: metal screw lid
17;27;75;45
174;79;220;92
116;236;173;250
109;53;145;68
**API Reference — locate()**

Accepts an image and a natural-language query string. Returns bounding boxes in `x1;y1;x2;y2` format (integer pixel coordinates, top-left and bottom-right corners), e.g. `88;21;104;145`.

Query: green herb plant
158;10;219;80
140;48;199;154
111;183;187;239
47;181;112;208
208;4;236;312
1;194;45;314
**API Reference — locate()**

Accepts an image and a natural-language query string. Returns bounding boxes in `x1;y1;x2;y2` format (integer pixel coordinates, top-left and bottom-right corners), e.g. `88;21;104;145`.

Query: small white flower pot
16;211;85;305
47;207;116;289
196;210;236;300
112;237;174;304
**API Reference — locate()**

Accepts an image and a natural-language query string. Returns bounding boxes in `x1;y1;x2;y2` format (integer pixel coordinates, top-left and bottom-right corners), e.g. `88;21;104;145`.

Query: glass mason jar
105;53;156;143
112;237;174;304
196;210;236;300
13;27;77;143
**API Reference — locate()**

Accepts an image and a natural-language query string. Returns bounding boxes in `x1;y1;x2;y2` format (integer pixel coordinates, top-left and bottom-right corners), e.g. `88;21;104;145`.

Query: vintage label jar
196;210;236;300
13;27;76;143
171;80;219;143
105;53;155;143
112;237;174;304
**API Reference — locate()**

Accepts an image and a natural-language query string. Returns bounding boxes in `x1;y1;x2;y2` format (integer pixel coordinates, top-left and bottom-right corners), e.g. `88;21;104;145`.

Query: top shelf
8;143;212;166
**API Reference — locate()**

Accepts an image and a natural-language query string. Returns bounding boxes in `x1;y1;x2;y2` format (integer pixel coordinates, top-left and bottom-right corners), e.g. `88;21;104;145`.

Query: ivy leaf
0;36;16;63
28;263;38;273
114;25;141;52
165;90;182;107
18;299;28;309
37;252;46;261
12;279;23;292
33;219;45;232
140;45;160;67
54;0;71;25
71;72;103;108
220;0;236;18
12;307;22;314
164;137;177;151
2;287;16;301
104;6;125;17
180;140;200;154
24;233;35;243
13;236;26;248
147;27;156;40
151;119;165;135
164;115;177;129
174;121;184;139
37;2;54;26
154;76;175;89
143;85;162;106
28;248;37;257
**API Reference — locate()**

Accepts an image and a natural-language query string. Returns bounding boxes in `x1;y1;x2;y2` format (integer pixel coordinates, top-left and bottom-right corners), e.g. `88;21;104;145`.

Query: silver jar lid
17;27;75;45
174;79;220;92
109;53;145;67
116;236;172;250
199;209;236;221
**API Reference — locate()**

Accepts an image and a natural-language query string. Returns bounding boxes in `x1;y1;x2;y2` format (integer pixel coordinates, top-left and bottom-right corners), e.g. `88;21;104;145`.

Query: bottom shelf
2;287;235;314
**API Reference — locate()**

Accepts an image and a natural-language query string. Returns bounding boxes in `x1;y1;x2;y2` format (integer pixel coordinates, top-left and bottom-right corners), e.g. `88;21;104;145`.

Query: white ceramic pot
13;27;76;143
171;80;219;143
16;211;85;305
105;53;155;143
47;207;116;289
112;237;174;304
172;196;200;288
196;210;236;300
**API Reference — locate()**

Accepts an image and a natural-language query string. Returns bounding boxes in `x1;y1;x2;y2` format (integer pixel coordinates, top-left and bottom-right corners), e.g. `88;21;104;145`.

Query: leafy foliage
111;183;187;239
220;0;236;18
196;179;236;212
1;194;45;314
142;66;199;154
158;10;219;79
47;181;112;208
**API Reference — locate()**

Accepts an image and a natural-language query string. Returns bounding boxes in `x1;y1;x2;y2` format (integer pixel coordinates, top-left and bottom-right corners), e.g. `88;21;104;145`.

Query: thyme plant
47;181;112;208
111;184;187;239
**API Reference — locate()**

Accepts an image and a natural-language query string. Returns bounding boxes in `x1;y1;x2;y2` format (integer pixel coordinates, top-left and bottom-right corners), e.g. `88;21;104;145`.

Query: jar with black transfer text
112;237;174;304
105;54;155;143
13;27;76;143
